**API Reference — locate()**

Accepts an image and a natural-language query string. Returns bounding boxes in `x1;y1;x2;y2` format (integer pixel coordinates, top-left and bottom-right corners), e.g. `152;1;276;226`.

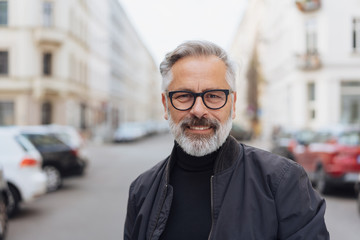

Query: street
7;133;360;240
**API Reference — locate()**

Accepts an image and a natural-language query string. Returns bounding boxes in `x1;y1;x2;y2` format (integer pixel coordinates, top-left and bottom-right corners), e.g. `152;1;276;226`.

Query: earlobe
162;93;169;120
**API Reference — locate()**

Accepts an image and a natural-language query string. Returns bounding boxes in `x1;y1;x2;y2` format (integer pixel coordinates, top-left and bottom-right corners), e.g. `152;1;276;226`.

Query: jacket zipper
208;176;214;240
150;184;168;240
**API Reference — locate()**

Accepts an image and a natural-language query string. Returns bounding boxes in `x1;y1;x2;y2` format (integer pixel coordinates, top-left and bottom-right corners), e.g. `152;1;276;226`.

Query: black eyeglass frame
167;89;231;111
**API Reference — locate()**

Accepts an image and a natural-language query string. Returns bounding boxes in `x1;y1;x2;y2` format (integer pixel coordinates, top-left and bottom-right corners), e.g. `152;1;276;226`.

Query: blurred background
0;0;360;239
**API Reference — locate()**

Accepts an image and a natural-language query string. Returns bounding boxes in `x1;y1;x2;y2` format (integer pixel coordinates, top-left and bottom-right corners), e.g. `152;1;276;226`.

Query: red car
292;129;360;194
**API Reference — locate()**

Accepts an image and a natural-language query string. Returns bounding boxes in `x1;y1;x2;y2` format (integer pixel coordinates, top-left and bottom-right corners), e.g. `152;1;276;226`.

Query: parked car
270;128;298;160
0;127;47;216
0;165;8;239
230;123;253;141
113;122;148;142
19;127;88;192
356;174;360;216
28;125;89;169
270;128;317;160
290;128;360;194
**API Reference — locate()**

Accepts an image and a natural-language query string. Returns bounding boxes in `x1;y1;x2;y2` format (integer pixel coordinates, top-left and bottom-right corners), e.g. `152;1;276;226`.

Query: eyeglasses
168;89;231;111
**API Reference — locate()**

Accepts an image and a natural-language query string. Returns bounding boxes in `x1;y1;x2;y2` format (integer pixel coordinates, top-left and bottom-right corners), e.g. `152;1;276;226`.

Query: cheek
168;109;187;123
218;108;233;123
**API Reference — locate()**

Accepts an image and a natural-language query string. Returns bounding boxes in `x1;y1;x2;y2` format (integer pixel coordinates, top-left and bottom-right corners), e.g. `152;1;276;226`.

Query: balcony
296;52;322;71
295;0;321;13
33;28;64;46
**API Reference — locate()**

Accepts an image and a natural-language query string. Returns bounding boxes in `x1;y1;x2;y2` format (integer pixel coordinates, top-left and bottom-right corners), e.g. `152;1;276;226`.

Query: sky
118;0;248;64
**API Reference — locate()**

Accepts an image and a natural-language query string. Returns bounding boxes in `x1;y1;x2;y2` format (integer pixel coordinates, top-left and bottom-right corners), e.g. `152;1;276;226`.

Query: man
124;40;329;240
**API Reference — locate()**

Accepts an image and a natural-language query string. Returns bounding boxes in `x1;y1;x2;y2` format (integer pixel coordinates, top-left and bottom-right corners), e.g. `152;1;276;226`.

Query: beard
168;112;233;157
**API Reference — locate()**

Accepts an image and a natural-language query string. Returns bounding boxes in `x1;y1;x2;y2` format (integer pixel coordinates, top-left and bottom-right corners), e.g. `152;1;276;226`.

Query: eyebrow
169;88;224;92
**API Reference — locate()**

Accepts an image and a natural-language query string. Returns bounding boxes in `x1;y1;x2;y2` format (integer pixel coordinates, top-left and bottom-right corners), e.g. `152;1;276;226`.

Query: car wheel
44;165;62;192
357;191;360;216
0;199;8;240
315;167;331;195
7;184;20;217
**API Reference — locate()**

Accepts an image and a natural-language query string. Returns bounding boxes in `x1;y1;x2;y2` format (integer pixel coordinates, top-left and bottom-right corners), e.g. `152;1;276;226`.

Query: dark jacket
124;136;329;240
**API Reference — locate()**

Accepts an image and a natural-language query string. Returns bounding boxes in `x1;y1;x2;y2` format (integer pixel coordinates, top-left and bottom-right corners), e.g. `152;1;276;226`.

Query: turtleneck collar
174;142;221;172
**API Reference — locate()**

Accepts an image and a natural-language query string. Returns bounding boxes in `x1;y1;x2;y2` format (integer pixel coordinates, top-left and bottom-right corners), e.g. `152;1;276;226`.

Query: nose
189;96;208;118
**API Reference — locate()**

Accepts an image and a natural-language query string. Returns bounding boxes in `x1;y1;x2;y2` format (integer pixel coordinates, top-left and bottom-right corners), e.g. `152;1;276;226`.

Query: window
15;135;37;152
41;101;52;124
310;109;316;119
0;101;14;125
353;18;360;53
350;100;359;123
43;1;53;27
80;103;87;130
0;51;8;75
22;134;64;148
308;82;316;101
343;96;360;124
305;19;317;54
43;52;52;76
307;82;316;120
338;133;360;146
341;82;360;125
0;1;8;26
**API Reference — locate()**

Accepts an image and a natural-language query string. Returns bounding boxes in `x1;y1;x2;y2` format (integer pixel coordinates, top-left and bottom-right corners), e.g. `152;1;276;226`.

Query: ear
162;93;169;120
232;91;237;120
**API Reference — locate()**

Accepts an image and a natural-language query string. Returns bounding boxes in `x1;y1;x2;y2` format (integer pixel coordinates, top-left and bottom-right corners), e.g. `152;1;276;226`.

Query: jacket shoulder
241;144;305;195
242;143;297;167
129;158;168;197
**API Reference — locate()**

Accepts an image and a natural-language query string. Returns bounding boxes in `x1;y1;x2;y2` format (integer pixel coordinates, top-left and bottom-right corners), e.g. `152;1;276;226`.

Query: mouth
180;117;219;135
186;125;213;135
188;126;212;131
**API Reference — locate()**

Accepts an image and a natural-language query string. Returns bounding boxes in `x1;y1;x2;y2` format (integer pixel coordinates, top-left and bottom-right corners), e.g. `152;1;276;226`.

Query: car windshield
295;130;317;143
15;135;38;152
52;131;81;146
22;134;65;148
338;132;360;146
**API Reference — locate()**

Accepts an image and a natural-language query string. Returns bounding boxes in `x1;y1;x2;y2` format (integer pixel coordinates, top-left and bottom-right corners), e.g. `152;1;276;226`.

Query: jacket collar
213;135;241;174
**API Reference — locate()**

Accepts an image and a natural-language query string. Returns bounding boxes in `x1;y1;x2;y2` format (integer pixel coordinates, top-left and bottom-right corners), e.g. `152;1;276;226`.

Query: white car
0;127;47;216
0;165;9;239
113;123;148;142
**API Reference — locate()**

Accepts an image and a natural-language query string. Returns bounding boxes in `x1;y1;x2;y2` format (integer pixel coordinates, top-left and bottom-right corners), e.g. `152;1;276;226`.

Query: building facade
231;0;360;139
0;0;161;141
230;0;266;137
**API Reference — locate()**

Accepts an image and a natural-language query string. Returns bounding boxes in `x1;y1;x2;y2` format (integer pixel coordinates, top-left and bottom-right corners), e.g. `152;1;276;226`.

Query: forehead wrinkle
169;55;229;92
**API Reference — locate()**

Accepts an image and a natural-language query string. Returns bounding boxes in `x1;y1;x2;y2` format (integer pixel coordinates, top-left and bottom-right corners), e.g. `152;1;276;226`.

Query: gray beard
168;113;233;157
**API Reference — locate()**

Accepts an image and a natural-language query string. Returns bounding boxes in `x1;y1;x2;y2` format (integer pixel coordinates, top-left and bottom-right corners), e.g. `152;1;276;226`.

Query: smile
188;126;212;131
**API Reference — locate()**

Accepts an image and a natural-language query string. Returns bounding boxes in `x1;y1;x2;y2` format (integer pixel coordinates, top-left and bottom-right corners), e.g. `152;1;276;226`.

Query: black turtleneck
160;143;220;240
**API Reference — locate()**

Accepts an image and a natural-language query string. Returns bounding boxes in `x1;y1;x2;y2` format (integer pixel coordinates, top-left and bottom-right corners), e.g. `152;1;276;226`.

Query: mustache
180;117;220;130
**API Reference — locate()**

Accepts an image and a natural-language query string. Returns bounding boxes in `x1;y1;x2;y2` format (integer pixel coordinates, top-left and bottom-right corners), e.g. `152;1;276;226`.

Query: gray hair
159;40;237;91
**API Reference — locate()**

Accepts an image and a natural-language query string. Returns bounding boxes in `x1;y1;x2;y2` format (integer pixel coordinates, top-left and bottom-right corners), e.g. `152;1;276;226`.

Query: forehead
169;55;229;91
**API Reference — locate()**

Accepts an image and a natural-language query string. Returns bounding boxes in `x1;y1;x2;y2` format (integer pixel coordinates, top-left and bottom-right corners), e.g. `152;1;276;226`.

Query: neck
174;142;221;172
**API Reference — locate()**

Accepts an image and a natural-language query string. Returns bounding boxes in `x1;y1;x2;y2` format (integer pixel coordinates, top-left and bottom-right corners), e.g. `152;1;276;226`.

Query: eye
173;92;193;102
205;92;224;100
207;94;221;99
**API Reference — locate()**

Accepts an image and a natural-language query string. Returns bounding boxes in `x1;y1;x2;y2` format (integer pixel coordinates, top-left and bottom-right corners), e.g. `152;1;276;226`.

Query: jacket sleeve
274;162;330;239
124;182;136;240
